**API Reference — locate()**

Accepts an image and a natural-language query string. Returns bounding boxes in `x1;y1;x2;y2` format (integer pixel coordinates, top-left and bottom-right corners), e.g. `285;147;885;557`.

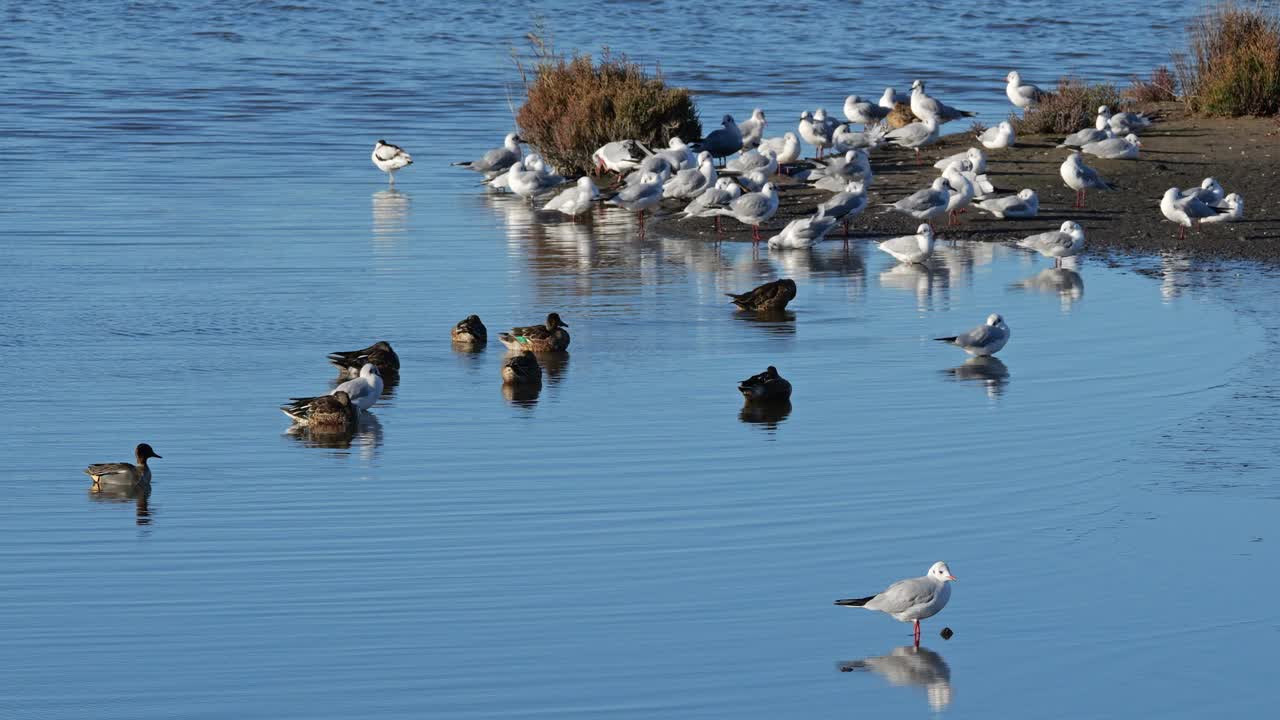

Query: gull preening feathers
977;121;1015;149
974;189;1039;219
1082;133;1141;160
372;140;413;184
759;132;801;166
767;210;840;250
592;139;649;173
1160;187;1229;239
934;147;986;174
543;176;600;218
834;561;957;645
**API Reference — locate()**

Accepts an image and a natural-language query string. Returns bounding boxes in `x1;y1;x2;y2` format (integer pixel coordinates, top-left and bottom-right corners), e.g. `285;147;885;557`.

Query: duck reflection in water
285;412;384;457
944;356;1010;398
739;399;792;429
838;645;952;711
88;482;153;526
732;308;797;336
1010;266;1084;310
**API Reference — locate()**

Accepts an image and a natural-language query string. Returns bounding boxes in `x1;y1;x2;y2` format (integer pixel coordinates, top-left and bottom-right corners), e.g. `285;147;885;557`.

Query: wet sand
653;107;1280;262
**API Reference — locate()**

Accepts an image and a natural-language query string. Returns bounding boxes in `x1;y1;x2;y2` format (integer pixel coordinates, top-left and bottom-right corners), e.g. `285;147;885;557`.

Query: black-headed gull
543;176;600;219
974;189;1039;219
331;363;384;411
608;172;664;226
832;123;887;153
844;94;891;126
885;115;940;161
767;210;840;249
817;180;868;236
1058;109;1113;147
1016;221;1086;266
759;132;801;166
681;178;743;232
977;121;1015;149
1005;71;1046;109
1060;151;1115;208
909;80;975;124
1161;187;1228;239
372;140;413;184
654;137;697;171
885;178;951;226
694;115;743;166
799;109;837;159
834;561;957;645
1181;177;1226;205
663;152;716;199
1109;110;1153;135
592;139;649;173
1082;133;1140;159
726;147;778;176
879;87;911;109
451;133;520;178
934;147;986;174
1201;193;1243;224
738;108;767;150
940;166;974;226
710;182;779;242
935;314;1010;356
877;224;937;264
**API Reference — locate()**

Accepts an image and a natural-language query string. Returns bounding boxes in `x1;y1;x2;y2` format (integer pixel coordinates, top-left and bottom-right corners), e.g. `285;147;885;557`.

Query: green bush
1174;2;1280;116
1010;78;1122;135
514;44;701;176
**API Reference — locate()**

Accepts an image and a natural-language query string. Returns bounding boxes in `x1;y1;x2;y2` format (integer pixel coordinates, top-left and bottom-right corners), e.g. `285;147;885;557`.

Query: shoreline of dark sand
650;107;1280;263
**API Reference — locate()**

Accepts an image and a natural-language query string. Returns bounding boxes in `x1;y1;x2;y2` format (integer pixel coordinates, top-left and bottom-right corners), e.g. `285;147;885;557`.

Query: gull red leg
913;620;921;646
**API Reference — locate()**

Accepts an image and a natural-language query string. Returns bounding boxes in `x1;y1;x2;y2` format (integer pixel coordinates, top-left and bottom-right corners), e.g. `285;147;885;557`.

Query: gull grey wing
897;189;944;212
1021;230;1069;251
867;577;938;613
956;323;1005;349
731;193;771;217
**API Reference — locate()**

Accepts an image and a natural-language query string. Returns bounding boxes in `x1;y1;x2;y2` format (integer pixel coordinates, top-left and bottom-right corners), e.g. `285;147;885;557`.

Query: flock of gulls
82;69;1252;647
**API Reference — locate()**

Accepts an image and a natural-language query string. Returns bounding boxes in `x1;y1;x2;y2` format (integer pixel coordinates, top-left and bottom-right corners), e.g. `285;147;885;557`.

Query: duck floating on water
498;313;571;352
84;443;162;489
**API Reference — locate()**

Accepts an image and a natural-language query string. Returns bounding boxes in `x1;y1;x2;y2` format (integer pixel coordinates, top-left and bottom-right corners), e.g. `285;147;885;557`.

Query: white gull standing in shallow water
371;140;413;184
935;314;1010;356
543;177;599;219
877;224;937;264
451;133;520;178
766;211;840;250
835;562;957;646
1016;221;1086;266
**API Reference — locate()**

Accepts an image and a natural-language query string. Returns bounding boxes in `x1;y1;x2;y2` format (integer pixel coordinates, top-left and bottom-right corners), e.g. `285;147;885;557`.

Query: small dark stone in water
940;627;954;640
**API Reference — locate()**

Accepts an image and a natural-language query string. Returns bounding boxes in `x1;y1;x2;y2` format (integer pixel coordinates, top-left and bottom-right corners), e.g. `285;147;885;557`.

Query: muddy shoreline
650;107;1280;263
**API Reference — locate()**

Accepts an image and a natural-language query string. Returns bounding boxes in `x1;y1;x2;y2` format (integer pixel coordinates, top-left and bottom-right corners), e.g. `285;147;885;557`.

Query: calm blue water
2;2;1277;718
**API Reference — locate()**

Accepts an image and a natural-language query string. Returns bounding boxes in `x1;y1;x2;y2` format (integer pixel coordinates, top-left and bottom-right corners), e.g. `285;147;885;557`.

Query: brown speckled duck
280;390;358;429
501;351;542;385
727;278;796;311
738;366;793;402
498;313;571;352
84;443;162;488
452;315;488;345
327;341;399;379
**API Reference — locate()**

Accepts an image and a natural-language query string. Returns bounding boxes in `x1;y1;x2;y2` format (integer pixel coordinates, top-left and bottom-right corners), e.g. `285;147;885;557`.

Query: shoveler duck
498;313;570;352
451;315;488;345
281;390;358;429
738;366;792;402
84;443;162;488
727;278;796;311
501;351;542;385
327;341;399;379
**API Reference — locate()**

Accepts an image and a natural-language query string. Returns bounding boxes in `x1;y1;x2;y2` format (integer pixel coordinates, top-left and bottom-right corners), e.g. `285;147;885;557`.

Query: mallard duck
738;366;792;402
280;390;358;429
451;315;488;345
727;279;796;311
84;443;162;488
498;313;570;352
501;351;542;385
327;341;399;379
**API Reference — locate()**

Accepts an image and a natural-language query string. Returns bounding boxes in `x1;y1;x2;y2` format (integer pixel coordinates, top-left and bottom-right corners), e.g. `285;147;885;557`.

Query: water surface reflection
838;645;953;711
87;483;153;526
944;356;1011;398
1010;267;1084;310
739;399;792;430
284;412;384;458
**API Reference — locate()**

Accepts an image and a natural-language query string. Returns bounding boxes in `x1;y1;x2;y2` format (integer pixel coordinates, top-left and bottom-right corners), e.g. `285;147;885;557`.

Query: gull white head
800;110;812;121
1060;220;1082;233
761;182;777;196
1006;71;1021;83
639;172;661;186
714;177;737;191
696;150;713;165
1018;188;1037;200
916;224;936;251
814;108;829;121
999;121;1013;133
931;177;949;192
360;363;381;379
911;79;924;92
1097;105;1111;117
928;561;957;582
1125;133;1141;145
669;136;687;149
1222;192;1242;208
504;132;522;151
751;108;766;122
847;94;861;104
985;314;1004;327
1201;177;1223;194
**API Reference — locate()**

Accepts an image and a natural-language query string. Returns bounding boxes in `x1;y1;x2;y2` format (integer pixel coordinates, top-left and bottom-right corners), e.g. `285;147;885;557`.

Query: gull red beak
947;575;958;581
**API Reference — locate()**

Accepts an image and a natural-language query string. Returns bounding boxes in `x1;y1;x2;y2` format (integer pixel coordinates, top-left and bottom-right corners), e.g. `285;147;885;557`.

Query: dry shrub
1010;78;1122;135
1126;65;1179;103
1174;2;1280;116
514;41;701;175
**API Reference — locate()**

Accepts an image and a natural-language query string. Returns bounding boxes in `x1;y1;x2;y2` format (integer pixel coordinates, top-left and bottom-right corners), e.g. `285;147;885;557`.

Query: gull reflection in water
285;412;384;460
838;645;953;712
88;483;153;526
1010;267;1084;311
878;263;950;311
371;189;410;243
943;356;1010;398
739;399;792;431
